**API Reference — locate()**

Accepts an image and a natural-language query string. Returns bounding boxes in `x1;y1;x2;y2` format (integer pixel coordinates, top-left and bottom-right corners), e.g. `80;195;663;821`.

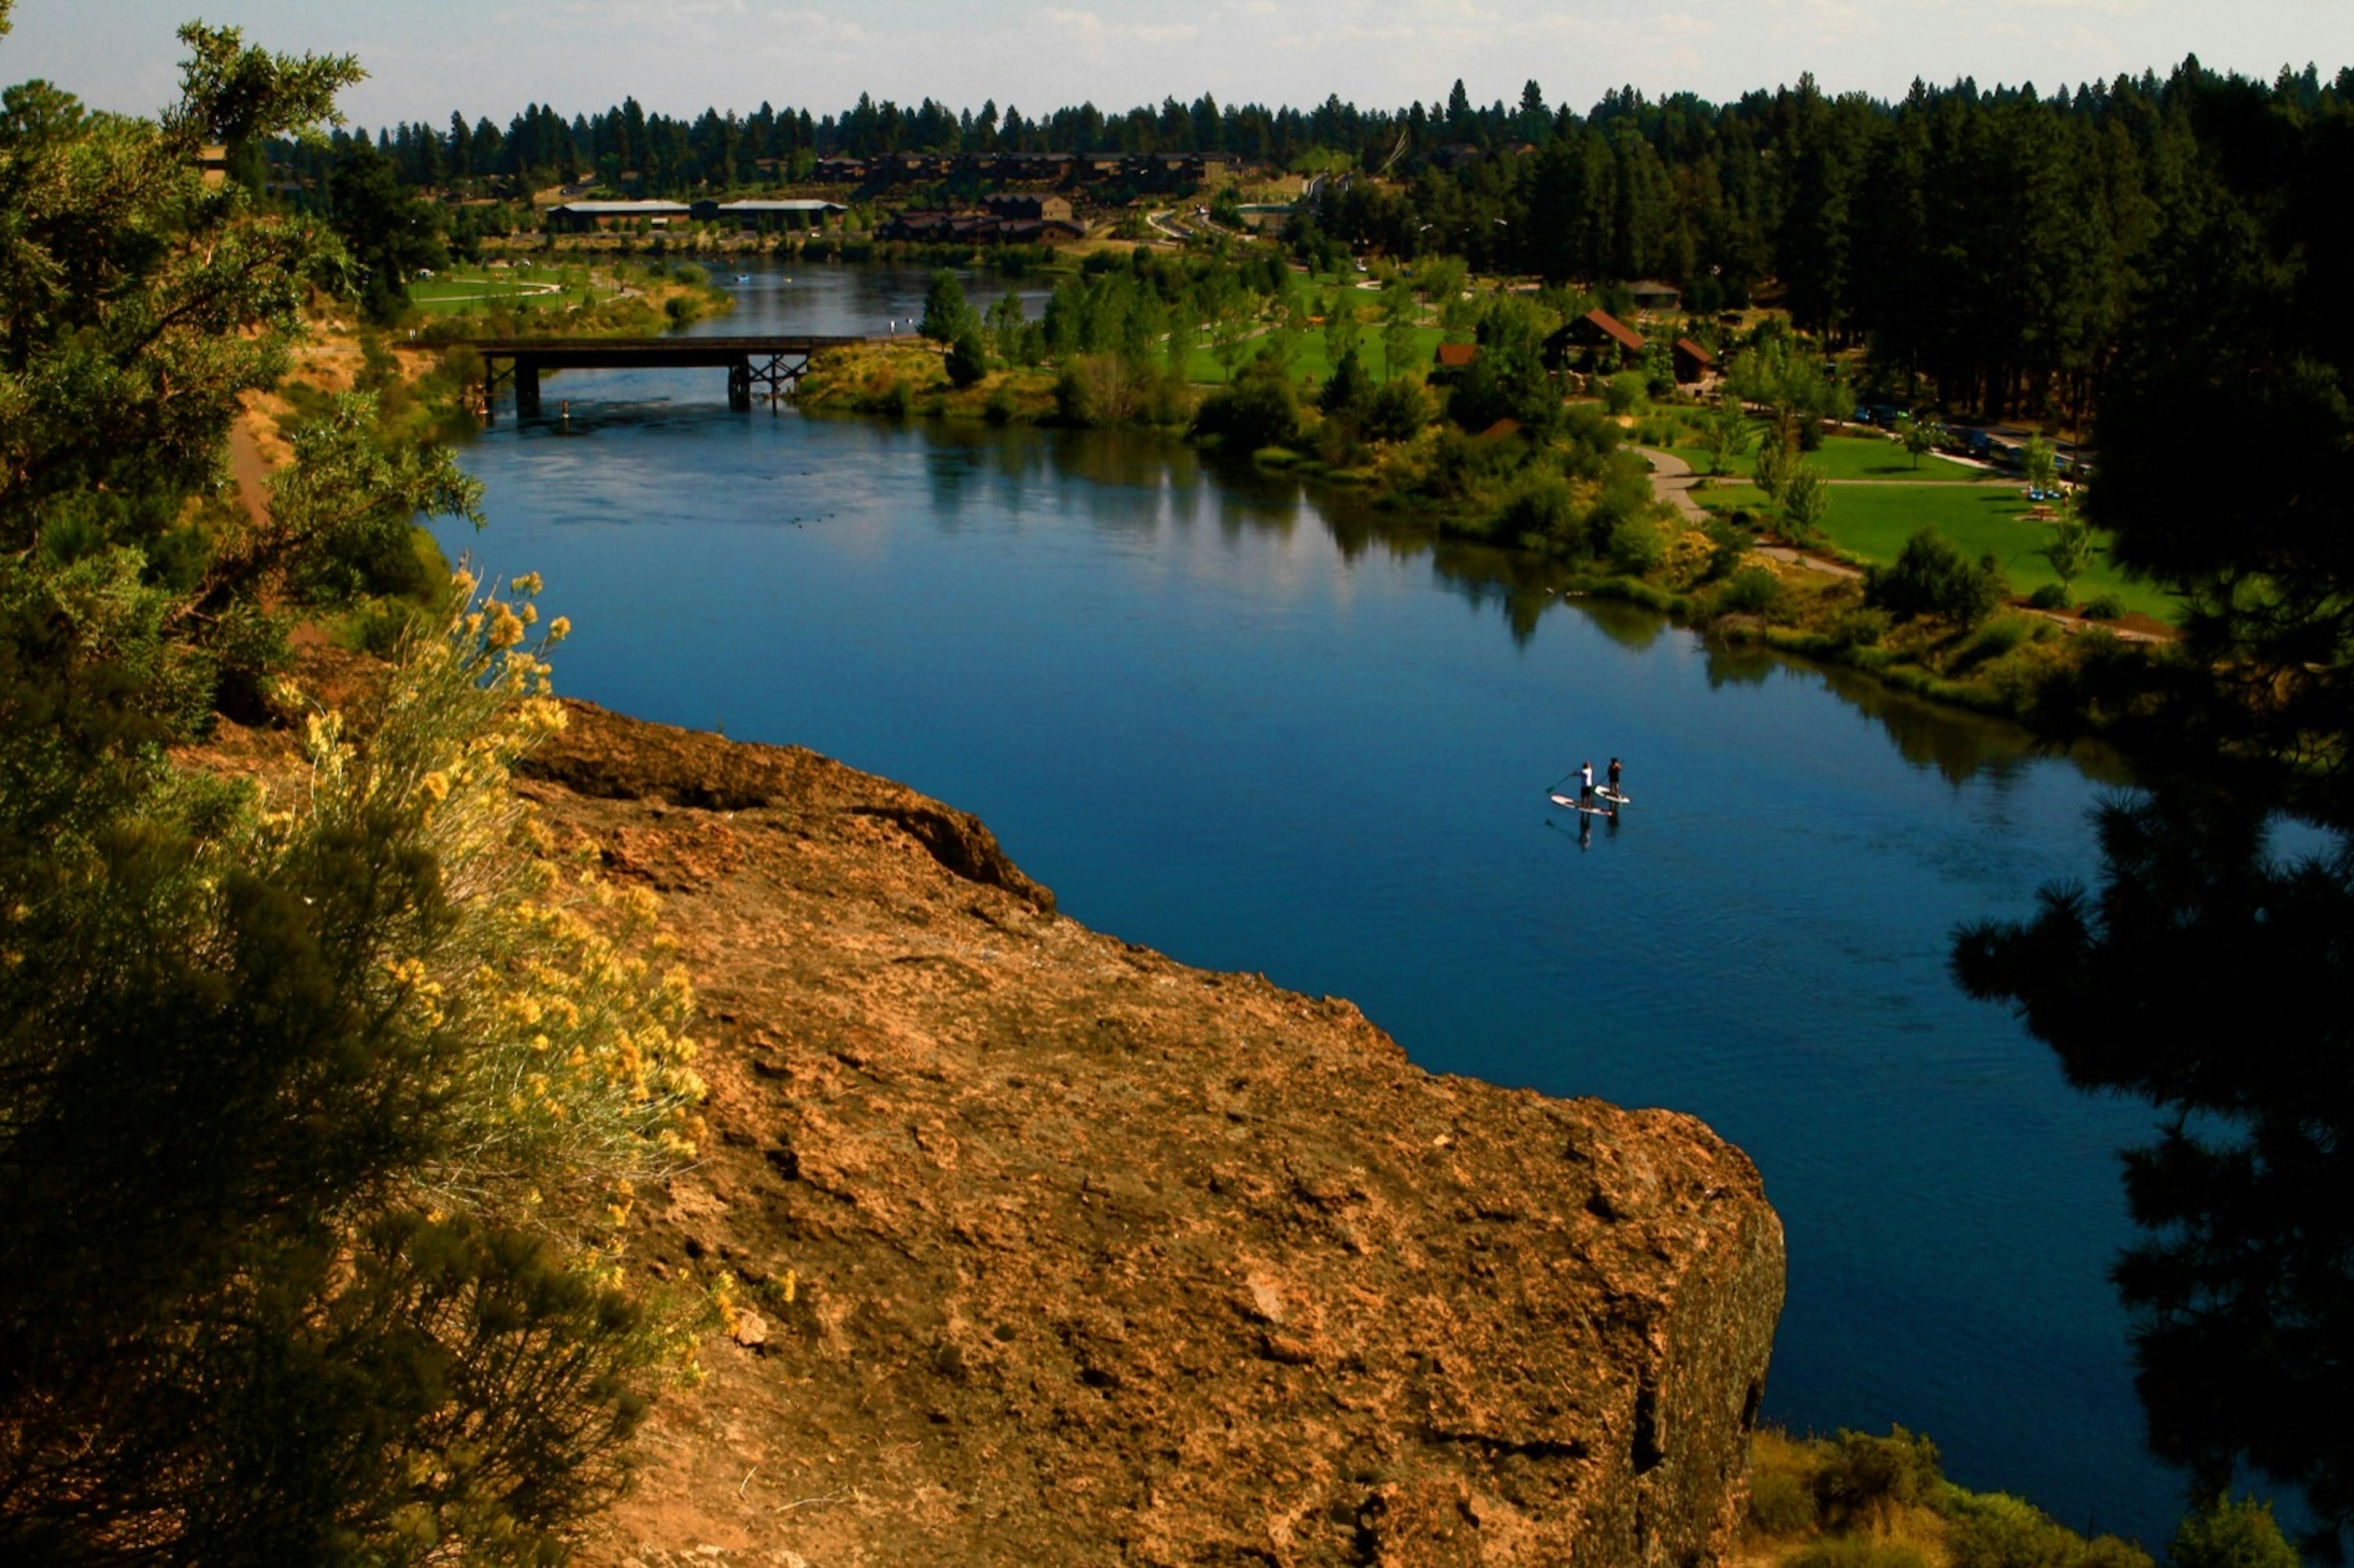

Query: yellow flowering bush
268;568;704;1236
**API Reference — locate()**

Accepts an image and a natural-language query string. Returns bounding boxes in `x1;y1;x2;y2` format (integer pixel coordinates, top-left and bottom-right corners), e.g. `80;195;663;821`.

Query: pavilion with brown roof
1544;308;1647;370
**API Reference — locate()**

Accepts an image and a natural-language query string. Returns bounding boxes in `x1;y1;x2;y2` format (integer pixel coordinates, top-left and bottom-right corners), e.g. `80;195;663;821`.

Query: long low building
546;198;847;234
690;199;848;229
545;200;693;232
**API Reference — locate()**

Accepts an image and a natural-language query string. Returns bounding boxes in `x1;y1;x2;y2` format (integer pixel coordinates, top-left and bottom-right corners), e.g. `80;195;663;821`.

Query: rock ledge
524;702;1785;1567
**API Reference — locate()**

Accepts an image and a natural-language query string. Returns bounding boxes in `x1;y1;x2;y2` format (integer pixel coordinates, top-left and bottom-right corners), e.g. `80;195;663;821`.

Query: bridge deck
446;334;875;417
457;335;867;370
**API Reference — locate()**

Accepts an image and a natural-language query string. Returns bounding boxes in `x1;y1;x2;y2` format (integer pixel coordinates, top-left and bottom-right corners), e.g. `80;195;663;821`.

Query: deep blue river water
436;262;2176;1543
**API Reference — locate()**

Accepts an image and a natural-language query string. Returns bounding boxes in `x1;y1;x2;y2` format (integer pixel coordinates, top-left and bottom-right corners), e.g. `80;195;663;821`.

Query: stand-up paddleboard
1548;792;1617;816
1596;786;1631;807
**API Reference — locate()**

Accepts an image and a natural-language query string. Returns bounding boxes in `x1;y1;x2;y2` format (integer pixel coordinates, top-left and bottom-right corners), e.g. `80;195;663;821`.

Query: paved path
1753;544;1864;579
1629;446;1707;523
1634;446;1865;578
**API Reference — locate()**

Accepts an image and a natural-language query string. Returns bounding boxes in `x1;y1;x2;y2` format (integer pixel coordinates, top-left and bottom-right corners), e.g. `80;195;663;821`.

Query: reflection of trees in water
1955;89;2354;1558
1820;666;2041;790
905;417;2086;788
1425;539;1588;650
1703;641;1776;690
1956;796;2353;1561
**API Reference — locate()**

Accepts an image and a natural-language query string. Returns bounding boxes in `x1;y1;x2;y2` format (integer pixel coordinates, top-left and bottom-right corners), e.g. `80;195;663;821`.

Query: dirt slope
518;702;1785;1567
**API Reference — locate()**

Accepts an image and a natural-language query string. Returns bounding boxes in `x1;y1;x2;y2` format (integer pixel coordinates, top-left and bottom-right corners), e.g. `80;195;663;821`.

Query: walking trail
1631;446;1862;579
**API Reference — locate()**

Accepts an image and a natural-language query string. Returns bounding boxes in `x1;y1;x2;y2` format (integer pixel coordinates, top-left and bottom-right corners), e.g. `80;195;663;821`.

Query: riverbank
786;337;2169;747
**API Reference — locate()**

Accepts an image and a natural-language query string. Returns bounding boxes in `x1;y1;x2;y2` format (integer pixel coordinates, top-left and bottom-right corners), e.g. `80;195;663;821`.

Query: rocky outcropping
524;703;1785;1566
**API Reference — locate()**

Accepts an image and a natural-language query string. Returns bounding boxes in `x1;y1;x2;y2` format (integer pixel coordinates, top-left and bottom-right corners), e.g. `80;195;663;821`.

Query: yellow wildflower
486;602;526;650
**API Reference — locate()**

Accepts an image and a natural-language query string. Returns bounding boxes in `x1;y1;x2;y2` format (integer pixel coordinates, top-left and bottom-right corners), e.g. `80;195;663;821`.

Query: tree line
274;56;2350;429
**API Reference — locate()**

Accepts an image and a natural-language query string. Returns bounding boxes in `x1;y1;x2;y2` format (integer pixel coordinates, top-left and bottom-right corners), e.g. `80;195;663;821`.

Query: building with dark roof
546;200;693;232
690;199;847;229
1545;309;1647;370
1672;338;1717;384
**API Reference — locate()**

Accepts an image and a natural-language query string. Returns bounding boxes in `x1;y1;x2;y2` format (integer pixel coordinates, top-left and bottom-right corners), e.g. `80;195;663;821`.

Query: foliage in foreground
1745;1426;2304;1568
1953;82;2354;1564
0;11;707;1558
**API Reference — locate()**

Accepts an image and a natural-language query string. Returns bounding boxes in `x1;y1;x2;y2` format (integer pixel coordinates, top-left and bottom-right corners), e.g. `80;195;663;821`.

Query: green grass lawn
1693;475;2178;622
1181;323;1443;386
1670;433;1987;483
407;268;604;317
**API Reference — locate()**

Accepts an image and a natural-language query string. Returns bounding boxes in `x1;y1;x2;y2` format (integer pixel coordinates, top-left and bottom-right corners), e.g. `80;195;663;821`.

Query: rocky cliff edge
521;702;1785;1567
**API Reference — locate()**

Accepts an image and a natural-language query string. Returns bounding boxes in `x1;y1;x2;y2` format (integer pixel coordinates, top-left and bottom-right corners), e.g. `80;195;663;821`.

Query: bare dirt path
227;416;272;527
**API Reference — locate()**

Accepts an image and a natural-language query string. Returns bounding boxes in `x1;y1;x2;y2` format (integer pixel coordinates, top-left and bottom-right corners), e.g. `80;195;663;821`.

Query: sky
11;0;2352;131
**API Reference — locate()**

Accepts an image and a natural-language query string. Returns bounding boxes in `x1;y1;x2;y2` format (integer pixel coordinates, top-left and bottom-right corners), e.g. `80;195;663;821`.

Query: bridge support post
516;362;541;417
728;360;752;411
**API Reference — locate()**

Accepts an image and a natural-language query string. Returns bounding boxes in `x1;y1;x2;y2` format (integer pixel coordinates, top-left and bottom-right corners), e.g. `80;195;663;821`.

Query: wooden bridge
459;335;868;419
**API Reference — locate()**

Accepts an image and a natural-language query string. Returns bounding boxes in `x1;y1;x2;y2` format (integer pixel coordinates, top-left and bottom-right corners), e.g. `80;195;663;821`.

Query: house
1432;343;1480;381
1629;279;1682;313
880;208;1083;246
1545;309;1647;370
690;199;847;231
812;157;869;183
871;153;949;183
980;192;1075;224
958;151;1075;183
1671;337;1716;385
545;200;693;232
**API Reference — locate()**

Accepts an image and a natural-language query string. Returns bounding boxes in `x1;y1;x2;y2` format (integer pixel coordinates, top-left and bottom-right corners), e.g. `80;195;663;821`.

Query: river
433;260;2176;1544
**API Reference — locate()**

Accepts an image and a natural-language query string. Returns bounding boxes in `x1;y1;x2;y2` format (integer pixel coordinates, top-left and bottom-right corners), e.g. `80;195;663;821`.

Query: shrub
2082;593;2125;620
1951;615;2033;674
1559;403;1624;481
1493;473;1580;547
1362;376;1431;442
1747;1463;1819;1536
1581;470;1659;560
983;384;1018;424
1829;607;1892;650
1605;514;1669;574
1602;369;1647;415
2081;1538;2157;1568
1944;1491;2093;1568
2168;1496;2300;1568
2027;582;2070;610
1702;516;1752;580
1193;359;1301;452
1864;530;2008;628
1718;565;1785;616
1055;354;1163;426
1816;1426;1946;1529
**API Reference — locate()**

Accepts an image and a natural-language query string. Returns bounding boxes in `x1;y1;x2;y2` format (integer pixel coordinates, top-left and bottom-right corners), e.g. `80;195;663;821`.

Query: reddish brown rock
522;702;1784;1567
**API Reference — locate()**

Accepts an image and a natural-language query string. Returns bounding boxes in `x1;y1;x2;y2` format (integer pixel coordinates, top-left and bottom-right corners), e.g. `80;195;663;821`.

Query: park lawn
1696;479;2178;623
1670;433;1987;483
1181;323;1444;385
407;268;605;317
